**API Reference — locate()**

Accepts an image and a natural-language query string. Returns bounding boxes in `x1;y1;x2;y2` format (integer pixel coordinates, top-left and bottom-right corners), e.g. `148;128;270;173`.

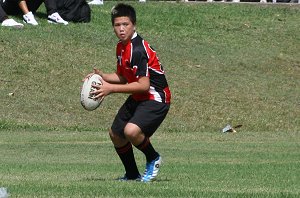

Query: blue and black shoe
141;156;162;182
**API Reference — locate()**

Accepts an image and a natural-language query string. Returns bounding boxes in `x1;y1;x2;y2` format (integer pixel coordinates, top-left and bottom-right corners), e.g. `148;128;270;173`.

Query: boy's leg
124;123;161;182
109;129;140;180
109;97;141;180
136;136;162;183
124;123;159;163
127;100;170;182
136;136;159;163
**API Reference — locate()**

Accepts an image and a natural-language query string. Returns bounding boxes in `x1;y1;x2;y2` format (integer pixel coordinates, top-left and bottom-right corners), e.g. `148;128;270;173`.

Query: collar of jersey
131;32;137;40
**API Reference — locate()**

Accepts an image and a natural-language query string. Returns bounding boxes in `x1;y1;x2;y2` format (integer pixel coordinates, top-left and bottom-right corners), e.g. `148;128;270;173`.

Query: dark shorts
111;96;170;139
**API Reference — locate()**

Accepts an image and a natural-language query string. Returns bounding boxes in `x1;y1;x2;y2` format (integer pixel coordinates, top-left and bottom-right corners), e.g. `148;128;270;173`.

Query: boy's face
113;16;135;44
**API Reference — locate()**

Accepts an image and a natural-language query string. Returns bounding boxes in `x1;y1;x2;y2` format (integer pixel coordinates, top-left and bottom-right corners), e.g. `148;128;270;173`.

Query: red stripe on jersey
163;87;171;104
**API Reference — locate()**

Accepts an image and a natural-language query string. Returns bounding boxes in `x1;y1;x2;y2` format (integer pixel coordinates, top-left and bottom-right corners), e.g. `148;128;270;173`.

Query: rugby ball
80;74;104;111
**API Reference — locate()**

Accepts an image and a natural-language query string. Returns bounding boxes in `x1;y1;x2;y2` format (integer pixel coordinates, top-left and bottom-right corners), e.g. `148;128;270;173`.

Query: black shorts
111;96;170;139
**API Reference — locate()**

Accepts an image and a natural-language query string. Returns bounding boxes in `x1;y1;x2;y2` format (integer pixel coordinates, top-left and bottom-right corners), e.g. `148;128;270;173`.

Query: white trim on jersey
149;67;164;75
132;32;138;39
149;86;162;102
142;40;150;59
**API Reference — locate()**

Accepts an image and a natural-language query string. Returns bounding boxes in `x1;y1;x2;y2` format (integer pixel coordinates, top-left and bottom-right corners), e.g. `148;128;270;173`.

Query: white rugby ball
80;74;104;111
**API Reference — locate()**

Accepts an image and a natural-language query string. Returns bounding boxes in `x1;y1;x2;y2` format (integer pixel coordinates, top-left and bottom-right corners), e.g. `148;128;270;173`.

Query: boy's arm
101;72;127;84
93;68;126;84
92;76;150;99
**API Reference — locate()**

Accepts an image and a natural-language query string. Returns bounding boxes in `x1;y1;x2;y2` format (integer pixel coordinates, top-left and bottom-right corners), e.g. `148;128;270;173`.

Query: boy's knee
124;123;145;145
124;123;139;139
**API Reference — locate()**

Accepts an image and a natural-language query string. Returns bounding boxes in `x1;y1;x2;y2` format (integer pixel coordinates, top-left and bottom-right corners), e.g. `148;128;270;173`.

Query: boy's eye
115;23;129;27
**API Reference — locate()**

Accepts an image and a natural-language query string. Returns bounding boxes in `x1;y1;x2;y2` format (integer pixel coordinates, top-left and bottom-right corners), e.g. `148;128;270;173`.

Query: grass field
0;2;299;197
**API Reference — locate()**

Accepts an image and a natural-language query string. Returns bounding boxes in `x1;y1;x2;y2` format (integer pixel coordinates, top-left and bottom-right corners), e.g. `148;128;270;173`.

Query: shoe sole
47;19;68;25
23;20;38;26
47;20;57;24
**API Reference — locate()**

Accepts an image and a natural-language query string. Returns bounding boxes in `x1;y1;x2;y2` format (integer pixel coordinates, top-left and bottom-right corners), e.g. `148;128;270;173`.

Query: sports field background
0;2;299;197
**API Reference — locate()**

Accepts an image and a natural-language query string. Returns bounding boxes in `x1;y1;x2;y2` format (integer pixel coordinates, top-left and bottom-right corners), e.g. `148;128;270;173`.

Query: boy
88;3;171;182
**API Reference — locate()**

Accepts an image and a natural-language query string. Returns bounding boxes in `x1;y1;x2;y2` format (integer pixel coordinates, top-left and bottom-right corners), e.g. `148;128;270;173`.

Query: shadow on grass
84;177;107;182
84;176;171;182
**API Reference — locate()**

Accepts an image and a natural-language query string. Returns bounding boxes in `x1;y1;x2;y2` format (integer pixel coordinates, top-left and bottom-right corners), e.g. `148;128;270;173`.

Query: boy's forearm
102;72;126;84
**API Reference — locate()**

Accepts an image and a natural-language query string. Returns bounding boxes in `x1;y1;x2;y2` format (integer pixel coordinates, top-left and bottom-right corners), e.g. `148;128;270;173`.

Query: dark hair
111;3;136;25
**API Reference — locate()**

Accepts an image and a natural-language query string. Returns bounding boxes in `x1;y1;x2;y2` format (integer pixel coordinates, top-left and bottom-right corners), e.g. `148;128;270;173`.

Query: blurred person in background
1;0;68;26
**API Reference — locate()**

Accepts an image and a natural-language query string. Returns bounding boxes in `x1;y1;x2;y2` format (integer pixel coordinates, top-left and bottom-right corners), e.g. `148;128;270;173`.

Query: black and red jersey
116;32;171;104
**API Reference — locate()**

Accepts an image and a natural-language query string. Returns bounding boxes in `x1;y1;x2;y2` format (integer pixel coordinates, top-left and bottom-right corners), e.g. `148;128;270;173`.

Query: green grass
0;2;299;197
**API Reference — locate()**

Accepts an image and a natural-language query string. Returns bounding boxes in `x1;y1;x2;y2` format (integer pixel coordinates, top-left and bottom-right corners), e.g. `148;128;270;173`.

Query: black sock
136;137;159;162
115;142;140;179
